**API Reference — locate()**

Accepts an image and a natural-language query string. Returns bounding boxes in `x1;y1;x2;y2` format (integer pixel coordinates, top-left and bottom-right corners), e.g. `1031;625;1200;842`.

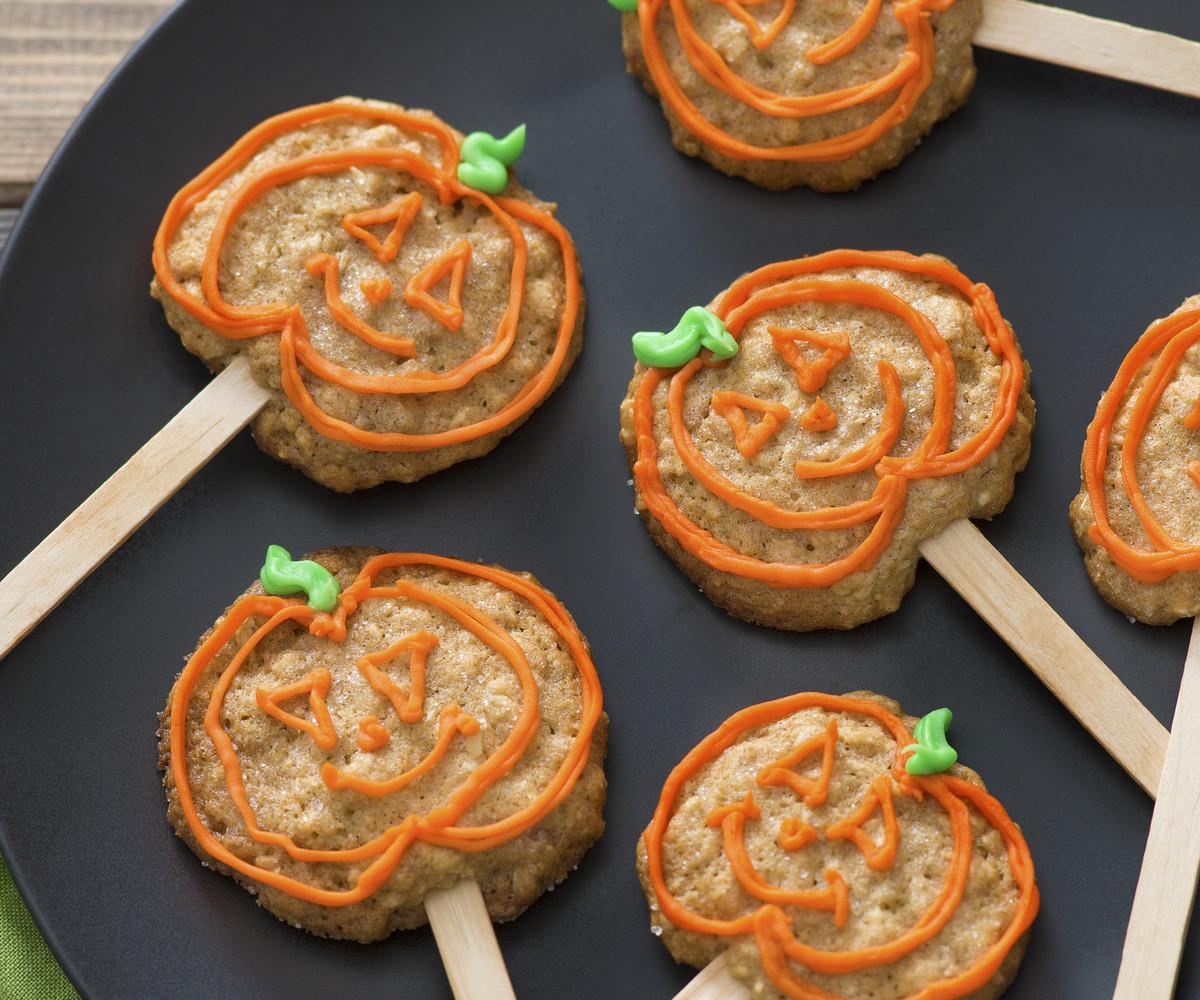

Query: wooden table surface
0;0;171;252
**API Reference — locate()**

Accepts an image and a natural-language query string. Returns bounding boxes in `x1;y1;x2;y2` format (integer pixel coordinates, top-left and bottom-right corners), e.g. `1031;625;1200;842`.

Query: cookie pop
0;98;583;661
620;250;1165;793
1070;297;1200;998
161;546;605;997
608;0;1200;191
640;691;1037;999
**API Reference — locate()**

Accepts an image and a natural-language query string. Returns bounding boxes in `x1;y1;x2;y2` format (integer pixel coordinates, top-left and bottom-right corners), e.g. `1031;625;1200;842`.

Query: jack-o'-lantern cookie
158;546;606;941
1070;296;1200;624
152;98;584;492
618;250;1034;631
612;0;980;191
638;691;1038;999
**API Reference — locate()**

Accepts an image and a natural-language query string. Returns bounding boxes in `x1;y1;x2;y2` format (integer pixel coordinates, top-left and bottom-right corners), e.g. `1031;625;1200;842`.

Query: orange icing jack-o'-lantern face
642;693;1038;998
1080;301;1200;584
630;251;1025;591
632;0;964;164
152;101;580;455
167;553;602;907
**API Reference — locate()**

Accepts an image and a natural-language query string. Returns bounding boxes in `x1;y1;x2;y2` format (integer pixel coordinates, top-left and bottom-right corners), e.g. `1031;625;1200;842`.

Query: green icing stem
260;545;339;613
608;0;638;9
457;125;526;195
632;306;739;368
904;708;958;776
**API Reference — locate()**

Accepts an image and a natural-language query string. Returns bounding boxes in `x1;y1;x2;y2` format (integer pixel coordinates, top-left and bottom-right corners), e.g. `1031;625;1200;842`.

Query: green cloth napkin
0;854;78;1000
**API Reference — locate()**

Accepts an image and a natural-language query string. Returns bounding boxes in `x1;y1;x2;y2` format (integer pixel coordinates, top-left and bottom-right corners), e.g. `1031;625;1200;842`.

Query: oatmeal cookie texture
619;250;1034;632
637;691;1037;999
159;547;606;942
616;0;981;191
151;98;584;492
1070;296;1200;625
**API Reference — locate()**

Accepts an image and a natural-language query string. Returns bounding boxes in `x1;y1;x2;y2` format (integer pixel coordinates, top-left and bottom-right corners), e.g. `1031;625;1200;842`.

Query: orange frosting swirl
169;553;603;907
152;101;581;453
635;0;961;164
643;693;1038;999
1082;305;1200;582
632;250;1024;588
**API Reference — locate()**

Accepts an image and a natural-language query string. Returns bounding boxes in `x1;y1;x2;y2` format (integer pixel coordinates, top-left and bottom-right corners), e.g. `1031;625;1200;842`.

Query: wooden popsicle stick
425;880;517;1000
674;953;749;1000
977;0;1200;101
919;518;1167;798
0;357;270;663
1112;617;1200;999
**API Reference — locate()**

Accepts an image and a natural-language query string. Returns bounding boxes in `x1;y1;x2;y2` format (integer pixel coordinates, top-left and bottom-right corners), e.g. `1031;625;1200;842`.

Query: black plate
2;1;1200;996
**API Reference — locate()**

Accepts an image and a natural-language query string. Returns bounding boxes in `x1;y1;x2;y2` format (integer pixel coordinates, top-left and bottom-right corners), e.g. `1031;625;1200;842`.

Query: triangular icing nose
342;192;423;263
711;390;791;459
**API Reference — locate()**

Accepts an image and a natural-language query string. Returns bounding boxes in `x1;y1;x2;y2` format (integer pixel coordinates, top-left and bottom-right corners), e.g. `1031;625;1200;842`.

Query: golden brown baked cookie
159;546;606;942
152;97;584;492
616;0;981;191
619;250;1034;632
638;690;1037;999
1070;296;1200;624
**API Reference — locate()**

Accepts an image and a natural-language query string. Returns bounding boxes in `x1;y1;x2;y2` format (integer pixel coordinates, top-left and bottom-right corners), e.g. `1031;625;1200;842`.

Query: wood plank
0;0;172;205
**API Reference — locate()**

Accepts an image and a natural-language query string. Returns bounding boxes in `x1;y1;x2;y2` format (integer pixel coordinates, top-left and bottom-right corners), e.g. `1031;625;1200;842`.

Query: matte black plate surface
2;1;1200;996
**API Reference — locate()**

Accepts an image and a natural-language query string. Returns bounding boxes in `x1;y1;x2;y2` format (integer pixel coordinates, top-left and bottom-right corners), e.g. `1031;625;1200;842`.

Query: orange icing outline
168;553;603;907
643;693;1038;998
152;101;581;453
635;0;959;164
632;250;1023;588
1082;307;1200;582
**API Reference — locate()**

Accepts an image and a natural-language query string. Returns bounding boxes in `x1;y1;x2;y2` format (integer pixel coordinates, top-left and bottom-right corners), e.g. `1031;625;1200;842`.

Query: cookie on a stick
159;546;606;997
1070;297;1200;998
620;250;1166;793
639;691;1038;999
0;98;583;661
609;0;1200;191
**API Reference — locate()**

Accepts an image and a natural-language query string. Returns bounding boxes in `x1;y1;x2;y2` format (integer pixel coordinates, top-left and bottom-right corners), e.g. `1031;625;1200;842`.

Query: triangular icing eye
255;668;338;750
825;774;900;871
711;391;791;459
769;327;851;394
404;240;472;332
756;718;838;807
342;192;423;263
714;0;796;50
356;630;439;724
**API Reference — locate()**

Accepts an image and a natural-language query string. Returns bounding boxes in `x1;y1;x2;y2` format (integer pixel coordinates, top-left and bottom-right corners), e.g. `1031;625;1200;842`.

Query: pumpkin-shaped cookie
159;547;606;941
638;691;1038;999
152;98;584;491
1071;296;1200;624
619;250;1034;631
614;0;980;191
